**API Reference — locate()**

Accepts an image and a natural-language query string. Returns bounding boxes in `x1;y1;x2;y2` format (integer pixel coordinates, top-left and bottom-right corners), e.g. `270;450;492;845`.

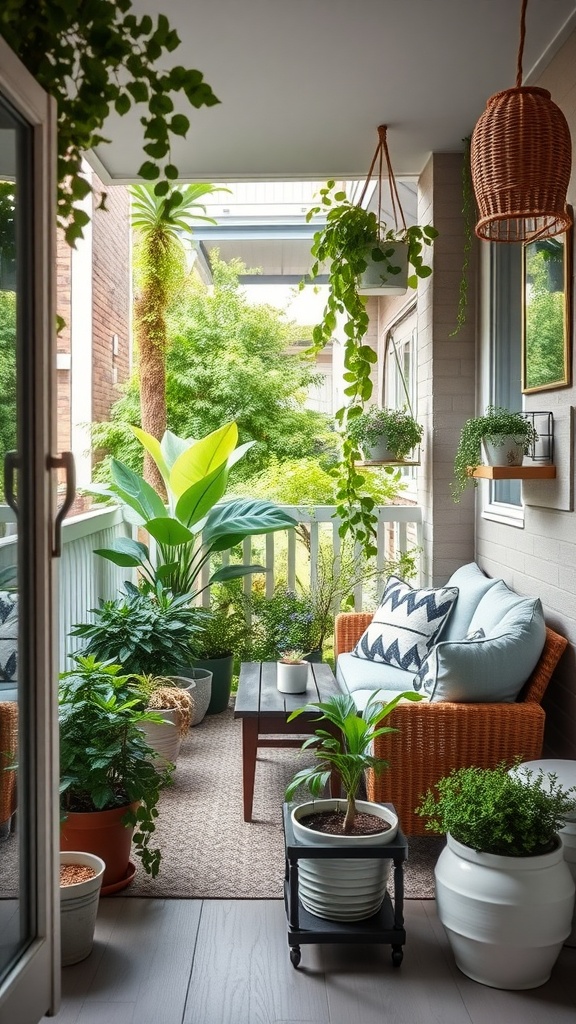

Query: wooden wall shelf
355;460;420;468
469;465;556;480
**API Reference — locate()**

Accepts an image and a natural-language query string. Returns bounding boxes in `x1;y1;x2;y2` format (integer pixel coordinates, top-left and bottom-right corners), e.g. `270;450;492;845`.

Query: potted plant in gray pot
285;689;423;922
347;406;424;463
416;761;576;989
452;405;538;501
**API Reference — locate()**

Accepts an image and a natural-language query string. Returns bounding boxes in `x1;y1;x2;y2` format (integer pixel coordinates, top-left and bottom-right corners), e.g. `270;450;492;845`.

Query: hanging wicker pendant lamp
471;0;573;242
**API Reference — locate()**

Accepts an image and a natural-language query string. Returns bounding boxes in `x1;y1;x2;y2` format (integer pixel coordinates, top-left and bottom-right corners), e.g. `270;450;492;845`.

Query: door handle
49;451;76;557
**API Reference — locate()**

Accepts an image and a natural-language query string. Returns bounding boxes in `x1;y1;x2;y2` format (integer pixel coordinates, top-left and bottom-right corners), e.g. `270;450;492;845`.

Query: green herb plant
452;405;538;501
0;1;219;246
286;691;424;833
416;761;576;856
304;181;437;555
59;656;173;877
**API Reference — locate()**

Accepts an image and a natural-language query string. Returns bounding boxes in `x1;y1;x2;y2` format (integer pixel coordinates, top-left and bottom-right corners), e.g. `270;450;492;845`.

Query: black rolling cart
283;802;408;968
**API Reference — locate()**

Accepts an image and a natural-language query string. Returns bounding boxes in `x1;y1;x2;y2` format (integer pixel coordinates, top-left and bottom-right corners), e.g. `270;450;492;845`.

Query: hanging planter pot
357;241;408;295
470;0;572;243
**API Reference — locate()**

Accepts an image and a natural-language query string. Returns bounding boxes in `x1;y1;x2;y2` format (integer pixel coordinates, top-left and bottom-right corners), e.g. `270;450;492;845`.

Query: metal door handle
49;451;76;557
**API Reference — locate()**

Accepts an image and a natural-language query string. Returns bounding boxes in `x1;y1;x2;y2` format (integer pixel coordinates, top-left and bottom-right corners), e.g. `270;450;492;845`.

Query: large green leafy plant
70;582;204;676
59;656;172;876
0;1;218;245
304;182;437;555
416;761;576;856
286;691;423;833
91;421;297;597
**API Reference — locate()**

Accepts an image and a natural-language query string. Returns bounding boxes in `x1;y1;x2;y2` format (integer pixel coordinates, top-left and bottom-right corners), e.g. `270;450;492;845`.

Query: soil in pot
302;809;394;837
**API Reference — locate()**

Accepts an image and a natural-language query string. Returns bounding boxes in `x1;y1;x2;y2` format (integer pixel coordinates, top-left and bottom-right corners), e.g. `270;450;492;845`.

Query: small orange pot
60;802;139;889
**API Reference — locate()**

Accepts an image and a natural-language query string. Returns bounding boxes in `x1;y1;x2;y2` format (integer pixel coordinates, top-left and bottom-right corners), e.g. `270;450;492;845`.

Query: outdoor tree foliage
0;291;17;496
524;243;565;390
92;254;334;487
0;1;219;245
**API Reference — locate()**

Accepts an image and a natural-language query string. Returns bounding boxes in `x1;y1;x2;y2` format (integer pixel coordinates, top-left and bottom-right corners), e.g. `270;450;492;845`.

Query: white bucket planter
291;799;398;922
435;833;575;989
60;851;106;966
140;708;183;765
362;437;398;462
277;661;309;694
171;671;211;726
358;241;408;295
481;434;525;467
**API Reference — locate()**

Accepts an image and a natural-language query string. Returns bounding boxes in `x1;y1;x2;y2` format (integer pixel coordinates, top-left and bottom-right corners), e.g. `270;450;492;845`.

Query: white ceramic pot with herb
417;762;576;989
276;650;309;694
138;676;194;764
347;406;424;462
285;690;423;921
452;406;538;501
60;851;106;966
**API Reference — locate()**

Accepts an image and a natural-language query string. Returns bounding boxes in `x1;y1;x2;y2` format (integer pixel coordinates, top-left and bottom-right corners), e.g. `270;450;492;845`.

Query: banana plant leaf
203;498;297;549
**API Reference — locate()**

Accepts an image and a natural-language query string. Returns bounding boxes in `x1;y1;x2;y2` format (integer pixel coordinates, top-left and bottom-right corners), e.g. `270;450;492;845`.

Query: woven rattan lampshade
470;0;573;242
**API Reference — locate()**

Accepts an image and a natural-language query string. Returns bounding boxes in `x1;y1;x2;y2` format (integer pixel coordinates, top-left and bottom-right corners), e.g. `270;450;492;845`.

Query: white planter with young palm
285;690;423;922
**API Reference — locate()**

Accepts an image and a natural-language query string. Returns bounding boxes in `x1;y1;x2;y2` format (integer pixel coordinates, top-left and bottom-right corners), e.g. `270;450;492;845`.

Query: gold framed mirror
522;221;573;393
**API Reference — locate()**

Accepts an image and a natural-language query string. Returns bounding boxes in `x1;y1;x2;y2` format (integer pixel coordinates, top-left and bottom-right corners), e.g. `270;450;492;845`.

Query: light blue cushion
468;579;539;636
416;600;546;703
0;594;17;693
336;652;414;694
441;562;499;642
352;576;458;671
343;687;431;713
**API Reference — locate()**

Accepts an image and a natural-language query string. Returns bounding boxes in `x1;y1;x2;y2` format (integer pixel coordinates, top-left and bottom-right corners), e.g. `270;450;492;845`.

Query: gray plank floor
43;898;576;1024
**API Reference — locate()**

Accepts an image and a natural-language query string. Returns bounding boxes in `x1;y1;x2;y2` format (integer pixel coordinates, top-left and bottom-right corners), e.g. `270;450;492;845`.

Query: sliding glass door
0;35;60;1024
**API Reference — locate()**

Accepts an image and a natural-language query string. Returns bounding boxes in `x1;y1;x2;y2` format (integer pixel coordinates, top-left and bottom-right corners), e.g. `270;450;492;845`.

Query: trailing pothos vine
304;182;437;557
0;1;219;246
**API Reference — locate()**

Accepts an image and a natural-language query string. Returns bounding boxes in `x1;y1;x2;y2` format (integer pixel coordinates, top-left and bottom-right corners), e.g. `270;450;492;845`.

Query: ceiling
90;0;576;185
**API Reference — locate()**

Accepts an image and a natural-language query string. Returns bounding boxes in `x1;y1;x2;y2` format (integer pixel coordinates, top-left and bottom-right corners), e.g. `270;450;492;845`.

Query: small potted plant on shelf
284;689;423;922
452;405;538;501
347;406;424;463
416;761;576;989
59;656;173;892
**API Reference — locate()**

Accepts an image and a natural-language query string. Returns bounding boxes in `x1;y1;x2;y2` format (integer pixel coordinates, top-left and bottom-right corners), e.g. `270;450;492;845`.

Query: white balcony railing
0;502;422;672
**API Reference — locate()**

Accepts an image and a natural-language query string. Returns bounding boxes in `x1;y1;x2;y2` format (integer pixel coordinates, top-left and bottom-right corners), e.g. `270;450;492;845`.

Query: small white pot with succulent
276;650;310;694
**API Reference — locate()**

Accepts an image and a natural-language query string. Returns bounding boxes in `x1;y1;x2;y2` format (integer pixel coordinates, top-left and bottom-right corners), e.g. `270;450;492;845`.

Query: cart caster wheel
391;947;403;967
290;946;301;968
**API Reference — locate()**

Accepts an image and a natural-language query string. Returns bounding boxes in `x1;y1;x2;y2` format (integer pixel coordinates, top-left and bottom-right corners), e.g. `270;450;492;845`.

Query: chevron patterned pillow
353;576;459;671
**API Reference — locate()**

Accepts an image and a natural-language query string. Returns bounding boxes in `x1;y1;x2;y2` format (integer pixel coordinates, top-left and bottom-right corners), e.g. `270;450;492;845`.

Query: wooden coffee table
234;661;341;822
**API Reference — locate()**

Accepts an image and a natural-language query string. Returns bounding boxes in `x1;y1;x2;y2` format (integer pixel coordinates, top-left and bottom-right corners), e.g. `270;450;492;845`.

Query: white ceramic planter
277;661;309;694
60;851;106;966
481;434;525;467
291;799;398;922
435;833;575;989
358;241;408;295
362;437;397;462
140;708;183;765
171;671;211;726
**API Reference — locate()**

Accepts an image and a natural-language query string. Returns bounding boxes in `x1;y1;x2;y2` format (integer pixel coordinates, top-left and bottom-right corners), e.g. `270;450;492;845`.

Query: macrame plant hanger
471;0;572;242
357;124;407;240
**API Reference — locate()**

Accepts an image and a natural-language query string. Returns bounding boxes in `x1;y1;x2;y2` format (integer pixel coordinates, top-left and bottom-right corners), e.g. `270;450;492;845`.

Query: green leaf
144;517;194;546
169;423;239;496
170;114;190;137
209;564;266;584
203;498;297;550
109;459;167;521
138;161;160;181
94;537;149;568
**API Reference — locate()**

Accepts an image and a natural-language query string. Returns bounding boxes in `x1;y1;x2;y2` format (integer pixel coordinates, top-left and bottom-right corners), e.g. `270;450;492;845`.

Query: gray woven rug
0;703;444;900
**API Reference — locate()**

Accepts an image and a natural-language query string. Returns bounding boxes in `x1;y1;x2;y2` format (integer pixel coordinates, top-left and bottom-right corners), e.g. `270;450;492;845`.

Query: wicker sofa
334;610;568;836
0;701;17;839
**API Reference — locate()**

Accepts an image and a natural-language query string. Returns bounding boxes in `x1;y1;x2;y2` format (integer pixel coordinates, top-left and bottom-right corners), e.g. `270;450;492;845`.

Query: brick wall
56;232;72;455
91;177;131;423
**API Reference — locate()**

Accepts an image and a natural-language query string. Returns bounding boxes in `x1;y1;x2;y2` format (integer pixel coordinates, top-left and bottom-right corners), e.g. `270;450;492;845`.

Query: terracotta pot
60;801;139;889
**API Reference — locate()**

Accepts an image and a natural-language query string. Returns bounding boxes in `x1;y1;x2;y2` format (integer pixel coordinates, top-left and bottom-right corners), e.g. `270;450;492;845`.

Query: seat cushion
0;594;17;691
342;686;431;713
441;562;499;641
337;651;414;694
414;598;546;703
352;575;458;671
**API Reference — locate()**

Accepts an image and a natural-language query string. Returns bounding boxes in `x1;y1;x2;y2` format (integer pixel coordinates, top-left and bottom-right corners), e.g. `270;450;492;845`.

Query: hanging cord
516;0;528;88
357;125;407;237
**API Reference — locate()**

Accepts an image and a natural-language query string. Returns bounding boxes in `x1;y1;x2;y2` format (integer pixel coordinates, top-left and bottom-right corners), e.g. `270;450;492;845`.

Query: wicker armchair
0;701;17;839
334;612;568;835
